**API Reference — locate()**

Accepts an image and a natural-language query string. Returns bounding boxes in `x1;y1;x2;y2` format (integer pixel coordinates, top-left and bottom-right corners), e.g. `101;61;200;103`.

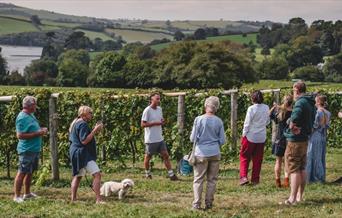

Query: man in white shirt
141;93;178;181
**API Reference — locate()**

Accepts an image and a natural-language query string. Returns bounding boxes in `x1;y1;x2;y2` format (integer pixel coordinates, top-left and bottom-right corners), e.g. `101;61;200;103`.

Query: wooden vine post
49;93;59;180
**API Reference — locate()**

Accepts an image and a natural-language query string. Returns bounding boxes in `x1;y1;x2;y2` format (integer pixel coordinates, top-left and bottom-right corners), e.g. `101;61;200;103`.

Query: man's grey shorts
145;141;167;155
18;152;40;174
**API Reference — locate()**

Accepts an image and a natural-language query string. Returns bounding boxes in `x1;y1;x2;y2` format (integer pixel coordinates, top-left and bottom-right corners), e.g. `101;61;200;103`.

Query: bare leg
160;150;172;171
71;176;82;202
288;172;300;203
92;172;102;203
14;172;26;198
275;157;282;179
144;154;152;171
24;173;32;195
296;170;306;202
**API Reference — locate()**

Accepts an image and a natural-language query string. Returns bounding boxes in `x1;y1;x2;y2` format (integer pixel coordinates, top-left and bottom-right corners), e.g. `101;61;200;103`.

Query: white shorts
77;160;100;177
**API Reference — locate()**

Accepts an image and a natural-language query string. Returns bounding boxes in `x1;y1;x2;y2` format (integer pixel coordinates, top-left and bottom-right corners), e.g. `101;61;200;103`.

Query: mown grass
1;148;342;217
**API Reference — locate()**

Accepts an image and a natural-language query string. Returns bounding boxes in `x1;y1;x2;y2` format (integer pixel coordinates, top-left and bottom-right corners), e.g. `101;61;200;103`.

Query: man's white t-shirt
141;106;164;143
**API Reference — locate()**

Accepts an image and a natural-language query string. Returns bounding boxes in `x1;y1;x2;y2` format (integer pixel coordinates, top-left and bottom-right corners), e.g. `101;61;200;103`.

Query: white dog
100;179;134;199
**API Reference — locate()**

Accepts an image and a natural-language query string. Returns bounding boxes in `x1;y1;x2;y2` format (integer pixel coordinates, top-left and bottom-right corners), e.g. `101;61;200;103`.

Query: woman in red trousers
240;90;270;186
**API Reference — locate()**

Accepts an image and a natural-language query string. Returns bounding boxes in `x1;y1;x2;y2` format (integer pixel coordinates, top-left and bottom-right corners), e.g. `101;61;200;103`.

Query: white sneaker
23;192;38;200
13;197;24;203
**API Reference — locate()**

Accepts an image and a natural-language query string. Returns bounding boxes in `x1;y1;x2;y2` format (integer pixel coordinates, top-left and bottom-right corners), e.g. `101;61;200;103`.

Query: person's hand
93;122;103;134
40;127;48;136
291;125;301;135
338;112;342;119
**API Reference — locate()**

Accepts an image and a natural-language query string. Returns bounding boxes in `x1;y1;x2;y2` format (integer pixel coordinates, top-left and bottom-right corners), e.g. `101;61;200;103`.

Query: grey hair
22;96;37;108
204;96;220;113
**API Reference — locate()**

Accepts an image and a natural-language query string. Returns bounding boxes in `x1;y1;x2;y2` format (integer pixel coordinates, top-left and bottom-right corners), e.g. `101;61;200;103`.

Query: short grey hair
22;96;37;108
204;96;220;113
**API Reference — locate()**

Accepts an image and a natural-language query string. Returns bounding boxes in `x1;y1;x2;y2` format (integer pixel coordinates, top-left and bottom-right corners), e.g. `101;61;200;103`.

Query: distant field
0;17;38;35
106;28;173;43
142;20;259;31
151;33;258;51
75;29;114;41
42;20;81;28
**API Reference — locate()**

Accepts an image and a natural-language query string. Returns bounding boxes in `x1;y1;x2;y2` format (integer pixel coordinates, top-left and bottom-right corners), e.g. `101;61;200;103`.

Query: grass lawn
0;17;38;35
106;28;173;43
75;29;114;41
1;148;342;217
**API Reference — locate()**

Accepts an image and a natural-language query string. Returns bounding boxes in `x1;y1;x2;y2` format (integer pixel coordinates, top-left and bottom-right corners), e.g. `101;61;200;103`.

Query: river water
0;44;43;74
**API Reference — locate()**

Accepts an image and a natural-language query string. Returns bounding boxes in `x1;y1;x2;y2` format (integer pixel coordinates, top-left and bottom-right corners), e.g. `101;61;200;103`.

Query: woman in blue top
69;106;103;203
190;96;226;210
306;94;331;183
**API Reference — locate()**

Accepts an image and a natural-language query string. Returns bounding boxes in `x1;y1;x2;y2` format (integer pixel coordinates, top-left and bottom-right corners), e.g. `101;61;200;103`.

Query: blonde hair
69;106;93;133
205;96;220;113
277;95;293;121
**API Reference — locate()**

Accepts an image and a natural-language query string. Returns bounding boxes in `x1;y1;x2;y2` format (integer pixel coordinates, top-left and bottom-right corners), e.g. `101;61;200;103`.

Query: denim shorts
145;141;167;155
18;152;40;174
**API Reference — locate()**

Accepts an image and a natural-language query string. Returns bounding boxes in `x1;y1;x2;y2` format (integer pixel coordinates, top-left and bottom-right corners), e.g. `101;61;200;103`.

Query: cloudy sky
1;0;341;23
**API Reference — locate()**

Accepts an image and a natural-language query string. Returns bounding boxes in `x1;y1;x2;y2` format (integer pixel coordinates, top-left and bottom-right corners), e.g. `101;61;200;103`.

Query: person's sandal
279;199;297;206
240;177;249;186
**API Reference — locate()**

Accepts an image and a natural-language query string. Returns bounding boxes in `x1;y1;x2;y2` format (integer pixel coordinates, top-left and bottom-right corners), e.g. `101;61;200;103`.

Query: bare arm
80;123;102;145
141;120;163;128
17;130;44;140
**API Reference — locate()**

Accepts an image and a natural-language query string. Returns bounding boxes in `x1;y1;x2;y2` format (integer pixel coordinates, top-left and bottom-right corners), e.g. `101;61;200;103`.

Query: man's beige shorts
285;141;308;174
77;160;100;177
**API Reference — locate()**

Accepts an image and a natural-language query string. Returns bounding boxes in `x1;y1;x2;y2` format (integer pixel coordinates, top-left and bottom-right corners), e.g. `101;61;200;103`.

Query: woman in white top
239;90;270;185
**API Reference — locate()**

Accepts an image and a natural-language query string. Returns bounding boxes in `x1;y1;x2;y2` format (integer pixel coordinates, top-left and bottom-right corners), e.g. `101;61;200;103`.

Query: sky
1;0;341;23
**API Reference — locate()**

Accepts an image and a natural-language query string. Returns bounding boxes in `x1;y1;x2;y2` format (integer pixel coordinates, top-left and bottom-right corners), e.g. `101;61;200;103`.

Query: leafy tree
57;49;90;66
24;58;58;86
256;56;289;79
93;52;126;87
57;59;89;87
6;71;26;85
64;31;92;50
291;65;324;81
194;28;206;40
154;41;257;89
323;52;342;82
0;51;7;84
123;57;155;88
261;47;271;56
174;30;185;41
30;15;41;25
41;32;63;60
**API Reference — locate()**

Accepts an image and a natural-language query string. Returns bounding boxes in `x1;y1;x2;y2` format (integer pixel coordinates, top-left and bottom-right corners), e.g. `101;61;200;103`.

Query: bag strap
192;118;198;151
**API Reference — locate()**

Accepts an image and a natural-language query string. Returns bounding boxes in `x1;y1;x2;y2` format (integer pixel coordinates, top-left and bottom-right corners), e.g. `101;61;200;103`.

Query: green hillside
0;16;38;35
151;33;258;51
105;28;173;43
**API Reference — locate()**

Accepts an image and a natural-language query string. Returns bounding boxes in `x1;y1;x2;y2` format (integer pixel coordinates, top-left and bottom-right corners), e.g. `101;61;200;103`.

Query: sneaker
13;197;24;203
23;192;38;200
169;174;179;181
240;177;249;186
145;174;152;179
